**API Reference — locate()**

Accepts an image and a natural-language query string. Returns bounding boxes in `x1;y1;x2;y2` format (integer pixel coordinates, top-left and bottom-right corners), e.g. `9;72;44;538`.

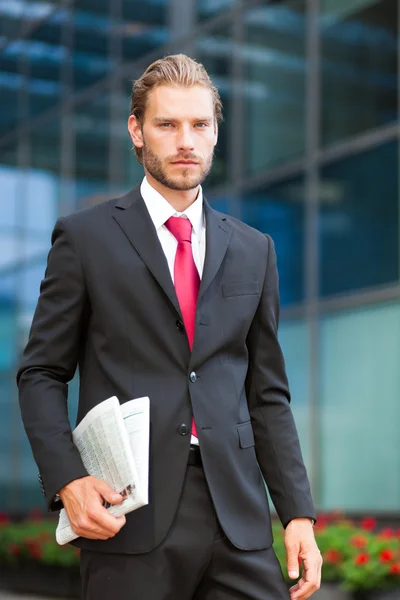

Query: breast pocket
221;281;259;298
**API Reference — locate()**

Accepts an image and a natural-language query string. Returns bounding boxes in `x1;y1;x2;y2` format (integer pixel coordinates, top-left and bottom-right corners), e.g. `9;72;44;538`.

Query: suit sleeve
245;234;316;528
16;218;89;510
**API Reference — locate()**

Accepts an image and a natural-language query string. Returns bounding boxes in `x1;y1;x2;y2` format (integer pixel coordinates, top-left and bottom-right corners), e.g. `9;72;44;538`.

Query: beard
142;141;214;191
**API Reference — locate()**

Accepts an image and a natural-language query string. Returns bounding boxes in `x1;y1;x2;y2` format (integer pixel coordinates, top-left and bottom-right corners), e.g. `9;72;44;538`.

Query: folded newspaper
55;395;150;545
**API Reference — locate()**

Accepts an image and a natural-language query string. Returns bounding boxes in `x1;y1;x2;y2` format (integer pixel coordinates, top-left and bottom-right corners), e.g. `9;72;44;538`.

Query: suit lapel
112;187;232;318
199;200;231;304
112;187;182;317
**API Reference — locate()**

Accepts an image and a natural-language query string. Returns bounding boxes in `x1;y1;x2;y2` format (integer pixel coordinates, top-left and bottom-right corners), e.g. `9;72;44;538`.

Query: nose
176;125;195;152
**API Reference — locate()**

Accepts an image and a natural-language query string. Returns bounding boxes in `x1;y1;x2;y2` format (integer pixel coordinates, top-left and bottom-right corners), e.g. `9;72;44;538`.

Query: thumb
286;544;300;579
95;480;123;505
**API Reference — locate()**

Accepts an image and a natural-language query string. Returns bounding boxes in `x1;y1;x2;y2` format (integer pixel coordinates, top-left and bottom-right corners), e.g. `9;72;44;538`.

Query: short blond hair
130;54;223;164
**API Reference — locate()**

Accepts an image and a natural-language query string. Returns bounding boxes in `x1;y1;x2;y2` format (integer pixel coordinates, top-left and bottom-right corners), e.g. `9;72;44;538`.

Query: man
17;54;322;600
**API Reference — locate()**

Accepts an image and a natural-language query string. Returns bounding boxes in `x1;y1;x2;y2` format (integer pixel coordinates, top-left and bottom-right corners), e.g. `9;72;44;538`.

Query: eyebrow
152;117;213;123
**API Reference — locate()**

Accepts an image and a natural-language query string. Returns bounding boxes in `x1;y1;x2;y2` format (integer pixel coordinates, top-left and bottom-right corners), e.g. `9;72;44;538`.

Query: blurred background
0;0;399;526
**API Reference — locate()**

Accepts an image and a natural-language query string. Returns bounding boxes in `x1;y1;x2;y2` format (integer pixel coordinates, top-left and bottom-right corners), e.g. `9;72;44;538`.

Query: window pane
197;23;232;189
320;0;398;146
27;8;70;118
75;92;111;208
319;302;400;511
244;0;306;175
278;319;311;471
121;0;169;62
242;176;305;306
197;0;238;21
72;4;111;90
28;117;61;225
319;141;398;297
0;144;19;228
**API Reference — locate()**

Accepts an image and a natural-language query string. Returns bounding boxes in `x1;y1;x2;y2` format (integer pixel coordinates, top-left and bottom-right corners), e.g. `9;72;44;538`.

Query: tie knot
165;216;192;243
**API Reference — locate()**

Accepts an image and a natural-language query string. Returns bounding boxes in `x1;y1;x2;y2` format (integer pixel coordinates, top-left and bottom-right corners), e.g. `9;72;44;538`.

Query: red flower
324;549;342;564
380;549;395;563
351;534;368;548
25;539;43;560
361;517;376;531
378;527;394;539
0;512;10;525
354;552;370;566
390;563;400;575
396;528;400;539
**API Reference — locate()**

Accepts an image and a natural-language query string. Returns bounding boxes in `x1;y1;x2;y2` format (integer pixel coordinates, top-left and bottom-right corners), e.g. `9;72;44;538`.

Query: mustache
167;154;202;163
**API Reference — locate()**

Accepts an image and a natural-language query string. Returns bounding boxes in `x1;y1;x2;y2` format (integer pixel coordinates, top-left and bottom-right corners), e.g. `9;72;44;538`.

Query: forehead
145;84;214;119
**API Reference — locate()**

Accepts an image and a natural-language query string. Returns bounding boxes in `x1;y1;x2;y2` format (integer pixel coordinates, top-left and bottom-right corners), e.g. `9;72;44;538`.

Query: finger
73;512;124;540
291;568;319;600
289;577;306;600
286;543;300;579
88;504;126;535
94;480;124;505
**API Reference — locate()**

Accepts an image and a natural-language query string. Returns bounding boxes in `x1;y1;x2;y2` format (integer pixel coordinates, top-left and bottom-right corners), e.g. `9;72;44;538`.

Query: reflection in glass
75;93;111;208
29;117;60;226
242;176;305;306
27;9;70;118
121;0;168;62
319;302;400;511
320;0;398;146
0;38;24;137
0;144;19;228
197;0;237;21
319;141;398;297
244;0;306;175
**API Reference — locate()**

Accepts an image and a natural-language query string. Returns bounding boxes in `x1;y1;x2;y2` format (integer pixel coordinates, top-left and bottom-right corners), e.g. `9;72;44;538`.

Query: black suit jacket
17;185;316;554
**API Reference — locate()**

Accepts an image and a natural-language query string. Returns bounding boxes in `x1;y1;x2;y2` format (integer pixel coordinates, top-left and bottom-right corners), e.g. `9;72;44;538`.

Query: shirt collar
140;176;204;235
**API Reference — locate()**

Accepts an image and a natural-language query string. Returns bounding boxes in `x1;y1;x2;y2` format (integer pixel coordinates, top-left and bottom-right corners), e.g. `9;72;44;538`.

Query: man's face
129;84;218;191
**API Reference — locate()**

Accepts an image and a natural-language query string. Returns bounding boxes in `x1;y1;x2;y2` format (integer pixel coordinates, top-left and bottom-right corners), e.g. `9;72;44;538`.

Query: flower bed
272;514;400;596
0;511;399;597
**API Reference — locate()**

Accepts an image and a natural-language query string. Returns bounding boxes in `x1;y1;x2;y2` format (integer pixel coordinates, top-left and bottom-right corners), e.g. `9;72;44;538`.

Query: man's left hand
284;518;322;600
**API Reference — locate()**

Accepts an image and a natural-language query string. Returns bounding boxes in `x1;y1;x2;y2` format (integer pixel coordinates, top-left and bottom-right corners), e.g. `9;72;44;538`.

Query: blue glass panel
242;176;305;306
243;0;306;175
320;302;400;511
321;0;397;145
74;93;111;207
278;319;311;470
197;0;238;21
319;141;398;296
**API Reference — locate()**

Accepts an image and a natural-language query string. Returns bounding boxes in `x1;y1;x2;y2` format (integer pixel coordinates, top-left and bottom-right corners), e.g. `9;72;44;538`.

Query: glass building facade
1;0;399;515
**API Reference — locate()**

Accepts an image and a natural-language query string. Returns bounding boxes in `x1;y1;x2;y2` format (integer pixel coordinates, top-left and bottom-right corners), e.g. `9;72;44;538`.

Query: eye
195;123;208;128
160;123;174;128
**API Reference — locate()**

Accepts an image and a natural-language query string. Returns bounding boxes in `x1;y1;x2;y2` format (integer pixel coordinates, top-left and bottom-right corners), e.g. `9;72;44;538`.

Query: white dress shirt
140;176;206;444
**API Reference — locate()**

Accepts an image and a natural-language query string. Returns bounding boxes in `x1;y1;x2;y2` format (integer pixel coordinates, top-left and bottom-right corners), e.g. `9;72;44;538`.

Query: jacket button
176;319;184;332
189;371;197;383
178;423;189;436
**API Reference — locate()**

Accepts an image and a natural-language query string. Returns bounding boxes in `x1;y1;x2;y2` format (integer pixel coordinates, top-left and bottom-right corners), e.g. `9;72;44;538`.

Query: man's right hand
59;476;126;540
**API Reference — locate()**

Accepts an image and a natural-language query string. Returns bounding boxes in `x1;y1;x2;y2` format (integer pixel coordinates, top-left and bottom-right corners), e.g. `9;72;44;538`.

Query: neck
145;171;199;212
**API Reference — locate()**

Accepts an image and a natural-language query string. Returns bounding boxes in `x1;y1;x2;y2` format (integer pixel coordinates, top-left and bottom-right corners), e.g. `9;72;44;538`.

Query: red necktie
165;216;200;439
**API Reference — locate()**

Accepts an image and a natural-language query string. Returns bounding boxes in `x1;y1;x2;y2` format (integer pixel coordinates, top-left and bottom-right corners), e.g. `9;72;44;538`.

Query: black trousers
80;463;289;600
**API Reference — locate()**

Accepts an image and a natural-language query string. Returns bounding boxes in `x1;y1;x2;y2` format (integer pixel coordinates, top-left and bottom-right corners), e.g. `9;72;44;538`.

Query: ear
213;121;218;147
128;115;144;149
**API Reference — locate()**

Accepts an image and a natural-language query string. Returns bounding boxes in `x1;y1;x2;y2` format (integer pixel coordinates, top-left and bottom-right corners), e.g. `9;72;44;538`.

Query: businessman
18;54;322;600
